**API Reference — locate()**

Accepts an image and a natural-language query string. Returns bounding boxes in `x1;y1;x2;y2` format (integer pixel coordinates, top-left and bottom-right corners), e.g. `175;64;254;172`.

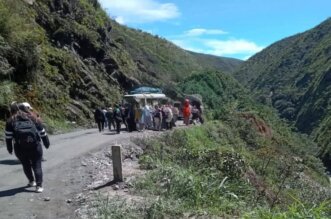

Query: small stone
44;197;51;201
81;162;87;166
66;199;72;203
113;185;120;190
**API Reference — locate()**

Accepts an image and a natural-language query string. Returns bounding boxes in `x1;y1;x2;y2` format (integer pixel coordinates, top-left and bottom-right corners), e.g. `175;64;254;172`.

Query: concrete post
112;145;123;182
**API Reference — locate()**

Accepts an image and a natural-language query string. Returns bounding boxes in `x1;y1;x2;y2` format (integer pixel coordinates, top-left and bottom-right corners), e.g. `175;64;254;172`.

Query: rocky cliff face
1;0;125;126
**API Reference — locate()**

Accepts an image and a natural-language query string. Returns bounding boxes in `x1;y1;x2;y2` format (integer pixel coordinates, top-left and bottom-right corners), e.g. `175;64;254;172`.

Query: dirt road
0;127;159;219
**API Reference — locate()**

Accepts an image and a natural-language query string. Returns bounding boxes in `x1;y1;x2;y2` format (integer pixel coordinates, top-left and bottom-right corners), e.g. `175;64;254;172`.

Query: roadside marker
112;145;123;182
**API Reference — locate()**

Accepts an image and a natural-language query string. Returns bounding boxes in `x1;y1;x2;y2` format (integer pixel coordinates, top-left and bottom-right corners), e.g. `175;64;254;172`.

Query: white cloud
204;39;264;56
114;16;125;24
184;28;228;37
170;35;264;60
99;0;180;24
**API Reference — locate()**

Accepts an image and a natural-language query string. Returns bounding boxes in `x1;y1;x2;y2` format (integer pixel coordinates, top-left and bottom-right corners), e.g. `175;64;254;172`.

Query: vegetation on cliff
234;18;331;166
86;68;331;218
88;71;331;218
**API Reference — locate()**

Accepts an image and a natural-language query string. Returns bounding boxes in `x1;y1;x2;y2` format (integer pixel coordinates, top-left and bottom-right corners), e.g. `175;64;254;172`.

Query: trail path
0;126;170;219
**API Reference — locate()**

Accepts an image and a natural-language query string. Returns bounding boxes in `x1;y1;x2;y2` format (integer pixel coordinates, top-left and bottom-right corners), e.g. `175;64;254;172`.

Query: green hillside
234;18;331;164
0;0;241;129
92;71;331;218
188;51;243;74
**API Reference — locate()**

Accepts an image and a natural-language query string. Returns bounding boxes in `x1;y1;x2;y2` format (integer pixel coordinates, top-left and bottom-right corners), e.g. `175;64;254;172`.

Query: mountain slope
234;18;331;163
0;0;241;128
107;20;242;84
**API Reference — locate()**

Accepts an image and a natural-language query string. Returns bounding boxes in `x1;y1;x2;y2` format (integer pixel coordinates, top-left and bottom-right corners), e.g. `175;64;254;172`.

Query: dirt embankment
240;112;272;139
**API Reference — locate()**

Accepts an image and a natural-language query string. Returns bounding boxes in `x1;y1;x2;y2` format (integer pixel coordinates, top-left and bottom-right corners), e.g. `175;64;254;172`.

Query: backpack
95;109;104;121
13;117;39;147
154;110;161;118
114;108;122;121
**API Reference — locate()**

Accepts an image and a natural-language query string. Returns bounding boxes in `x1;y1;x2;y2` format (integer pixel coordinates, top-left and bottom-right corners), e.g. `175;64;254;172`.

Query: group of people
94;103;180;133
4;102;50;193
94;104;123;134
2;99;202;194
94;99;203;133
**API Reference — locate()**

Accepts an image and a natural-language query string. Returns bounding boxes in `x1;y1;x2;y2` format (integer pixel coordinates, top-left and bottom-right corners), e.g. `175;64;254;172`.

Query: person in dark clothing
113;105;122;134
18;103;47;162
191;105;199;123
153;105;162;131
105;107;115;131
127;104;136;132
161;106;167;130
121;105;129;131
5;102;50;193
94;108;105;132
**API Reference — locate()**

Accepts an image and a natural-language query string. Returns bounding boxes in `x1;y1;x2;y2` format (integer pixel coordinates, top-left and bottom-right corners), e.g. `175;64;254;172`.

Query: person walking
163;104;173;130
105;107;115;131
143;104;153;130
127;104;136;132
94;108;105;132
121;105;129;131
183;99;191;126
139;105;146;132
161;105;167;130
171;104;179;127
4;102;50;193
153;105;162;131
18;102;47;162
113;104;122;134
102;108;108;129
134;104;143;132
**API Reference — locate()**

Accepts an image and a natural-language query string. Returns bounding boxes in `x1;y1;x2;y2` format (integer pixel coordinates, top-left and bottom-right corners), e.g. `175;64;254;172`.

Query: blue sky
98;0;331;60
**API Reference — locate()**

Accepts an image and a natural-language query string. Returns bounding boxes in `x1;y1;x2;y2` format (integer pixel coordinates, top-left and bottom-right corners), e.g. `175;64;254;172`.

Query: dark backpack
13;117;39;147
154;110;161;118
95;109;104;121
114;108;122;121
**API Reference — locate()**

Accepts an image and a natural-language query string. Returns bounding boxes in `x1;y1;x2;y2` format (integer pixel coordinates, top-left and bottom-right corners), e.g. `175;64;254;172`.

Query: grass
244;199;331;219
91;113;331;218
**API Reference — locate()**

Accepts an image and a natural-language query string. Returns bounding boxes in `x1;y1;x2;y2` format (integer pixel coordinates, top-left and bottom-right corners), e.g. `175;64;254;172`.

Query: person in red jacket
182;99;191;125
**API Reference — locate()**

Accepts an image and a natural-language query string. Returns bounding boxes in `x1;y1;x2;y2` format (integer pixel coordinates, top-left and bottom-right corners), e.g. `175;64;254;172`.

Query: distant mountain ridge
188;51;243;74
234;18;331;163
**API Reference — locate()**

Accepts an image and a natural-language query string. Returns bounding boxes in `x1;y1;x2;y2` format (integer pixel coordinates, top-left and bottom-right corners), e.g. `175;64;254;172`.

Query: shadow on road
0;159;21;165
93;180;117;190
0;186;34;198
102;132;119;135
